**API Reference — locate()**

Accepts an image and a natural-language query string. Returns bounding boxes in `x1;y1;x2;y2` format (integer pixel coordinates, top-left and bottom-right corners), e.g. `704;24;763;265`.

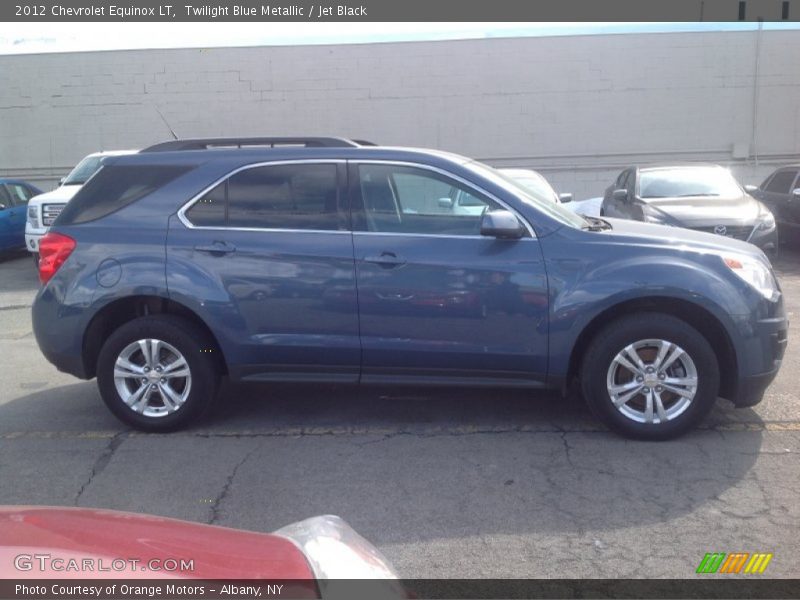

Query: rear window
56;165;190;225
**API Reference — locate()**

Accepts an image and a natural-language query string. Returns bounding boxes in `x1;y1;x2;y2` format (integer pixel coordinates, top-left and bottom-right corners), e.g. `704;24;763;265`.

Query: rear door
349;161;549;385
167;160;360;382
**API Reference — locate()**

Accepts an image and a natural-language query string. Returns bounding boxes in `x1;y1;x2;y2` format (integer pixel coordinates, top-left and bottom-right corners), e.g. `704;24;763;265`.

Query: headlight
721;254;778;300
27;205;39;228
757;209;776;231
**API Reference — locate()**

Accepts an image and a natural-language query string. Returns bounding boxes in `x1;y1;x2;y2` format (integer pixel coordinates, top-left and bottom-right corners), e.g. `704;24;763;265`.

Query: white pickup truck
26;150;136;264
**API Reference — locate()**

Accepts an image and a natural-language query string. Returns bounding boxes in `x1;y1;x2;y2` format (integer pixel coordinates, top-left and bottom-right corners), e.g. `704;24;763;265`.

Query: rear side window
57;165;190;225
184;163;342;231
764;170;798;194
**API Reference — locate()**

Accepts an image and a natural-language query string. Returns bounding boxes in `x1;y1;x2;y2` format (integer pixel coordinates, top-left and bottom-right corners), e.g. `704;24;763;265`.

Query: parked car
0;507;400;586
499;168;573;205
25;150;137;263
749;164;800;239
32;138;787;440
0;179;42;253
600;164;778;254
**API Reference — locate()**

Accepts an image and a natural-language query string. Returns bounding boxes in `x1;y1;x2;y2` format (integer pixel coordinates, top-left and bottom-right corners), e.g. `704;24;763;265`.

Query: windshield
638;167;742;199
502;170;560;204
466;161;588;229
62;155;104;185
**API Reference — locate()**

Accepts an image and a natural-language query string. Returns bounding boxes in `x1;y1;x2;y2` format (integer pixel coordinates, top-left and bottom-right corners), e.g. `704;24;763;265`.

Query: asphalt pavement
1;247;798;578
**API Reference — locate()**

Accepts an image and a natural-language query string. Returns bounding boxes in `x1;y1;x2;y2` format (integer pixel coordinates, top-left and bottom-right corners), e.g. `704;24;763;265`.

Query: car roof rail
141;137;369;152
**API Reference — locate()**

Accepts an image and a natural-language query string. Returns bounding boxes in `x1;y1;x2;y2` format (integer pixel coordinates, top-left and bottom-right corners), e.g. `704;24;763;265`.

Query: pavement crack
208;442;260;525
74;432;128;505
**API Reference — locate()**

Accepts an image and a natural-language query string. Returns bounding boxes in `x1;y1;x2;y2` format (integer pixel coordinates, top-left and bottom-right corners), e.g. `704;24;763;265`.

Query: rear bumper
32;286;91;380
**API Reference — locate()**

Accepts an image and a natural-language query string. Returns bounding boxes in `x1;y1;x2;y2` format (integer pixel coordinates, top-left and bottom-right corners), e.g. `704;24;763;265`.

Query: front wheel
580;313;720;440
96;315;220;431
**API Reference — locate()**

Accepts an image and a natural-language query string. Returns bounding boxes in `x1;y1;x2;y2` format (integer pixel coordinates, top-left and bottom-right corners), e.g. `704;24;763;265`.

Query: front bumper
728;308;788;408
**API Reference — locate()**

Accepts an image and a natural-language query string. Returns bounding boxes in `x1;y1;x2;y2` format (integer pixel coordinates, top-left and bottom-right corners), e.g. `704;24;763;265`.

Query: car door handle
363;252;406;268
194;241;236;255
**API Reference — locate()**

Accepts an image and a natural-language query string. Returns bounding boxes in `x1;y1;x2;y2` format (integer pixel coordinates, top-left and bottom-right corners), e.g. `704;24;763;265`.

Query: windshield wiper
676;193;720;197
581;216;612;231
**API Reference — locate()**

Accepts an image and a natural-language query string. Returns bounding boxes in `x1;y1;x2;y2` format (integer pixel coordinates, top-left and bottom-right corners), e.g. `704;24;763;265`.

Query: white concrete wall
1;30;799;199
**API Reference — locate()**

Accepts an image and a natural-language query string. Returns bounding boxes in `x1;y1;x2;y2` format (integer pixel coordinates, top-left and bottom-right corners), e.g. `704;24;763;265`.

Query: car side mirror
58;177;65;186
744;184;758;193
792;188;800;198
558;193;573;204
480;210;524;239
0;203;6;210
437;197;454;209
612;189;628;202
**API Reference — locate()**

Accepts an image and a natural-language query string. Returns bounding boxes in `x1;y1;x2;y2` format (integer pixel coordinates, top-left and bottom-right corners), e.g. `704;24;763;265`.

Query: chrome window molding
176;157;537;239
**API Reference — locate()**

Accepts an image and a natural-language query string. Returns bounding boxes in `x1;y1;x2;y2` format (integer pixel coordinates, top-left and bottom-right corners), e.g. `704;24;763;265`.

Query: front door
167;161;360;382
349;162;549;385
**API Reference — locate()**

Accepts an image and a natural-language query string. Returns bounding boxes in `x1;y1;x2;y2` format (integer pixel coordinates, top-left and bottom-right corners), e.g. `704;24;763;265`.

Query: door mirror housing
558;193;573;204
612;189;628;202
0;203;6;210
744;184;758;193
792;188;800;198
480;210;525;239
58;177;65;187
437;197;454;209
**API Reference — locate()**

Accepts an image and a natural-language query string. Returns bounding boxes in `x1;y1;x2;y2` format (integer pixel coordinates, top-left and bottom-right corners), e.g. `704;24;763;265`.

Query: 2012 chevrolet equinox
32;138;788;439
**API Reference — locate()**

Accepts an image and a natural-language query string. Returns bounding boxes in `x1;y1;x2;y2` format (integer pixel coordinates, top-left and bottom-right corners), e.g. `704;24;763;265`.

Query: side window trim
347;159;536;239
178;159;349;233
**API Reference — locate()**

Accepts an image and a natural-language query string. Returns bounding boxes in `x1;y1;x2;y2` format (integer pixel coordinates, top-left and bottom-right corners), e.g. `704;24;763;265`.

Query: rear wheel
96;315;220;431
580;313;719;440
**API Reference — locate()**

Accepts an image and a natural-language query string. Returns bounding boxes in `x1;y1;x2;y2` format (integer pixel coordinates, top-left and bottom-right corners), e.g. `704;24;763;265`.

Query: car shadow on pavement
0;379;767;543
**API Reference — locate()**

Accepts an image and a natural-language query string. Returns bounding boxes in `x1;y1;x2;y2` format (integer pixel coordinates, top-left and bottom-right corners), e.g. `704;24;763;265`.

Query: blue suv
32;138;788;439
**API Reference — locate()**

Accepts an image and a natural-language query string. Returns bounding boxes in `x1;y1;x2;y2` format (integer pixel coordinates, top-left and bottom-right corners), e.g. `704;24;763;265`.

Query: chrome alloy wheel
113;339;191;418
606;339;698;424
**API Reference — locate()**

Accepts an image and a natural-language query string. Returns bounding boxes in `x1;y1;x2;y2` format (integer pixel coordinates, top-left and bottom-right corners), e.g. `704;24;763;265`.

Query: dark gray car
751;165;800;239
601;165;778;254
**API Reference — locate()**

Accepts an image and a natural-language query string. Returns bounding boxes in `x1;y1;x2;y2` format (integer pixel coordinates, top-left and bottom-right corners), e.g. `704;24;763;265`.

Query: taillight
38;232;76;284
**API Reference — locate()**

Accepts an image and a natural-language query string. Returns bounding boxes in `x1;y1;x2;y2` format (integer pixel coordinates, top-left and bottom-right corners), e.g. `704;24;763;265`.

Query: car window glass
765;170;798;194
57;165;191;225
62;156;104;185
638;167;741;199
185;181;226;226
7;184;32;205
227;164;341;230
357;164;501;236
0;186;11;209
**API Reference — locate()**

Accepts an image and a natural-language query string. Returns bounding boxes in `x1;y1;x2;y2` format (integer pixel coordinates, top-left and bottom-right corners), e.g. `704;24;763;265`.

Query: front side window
0;186;11;210
6;184;33;205
354;164;503;236
185;163;342;231
764;170;798;194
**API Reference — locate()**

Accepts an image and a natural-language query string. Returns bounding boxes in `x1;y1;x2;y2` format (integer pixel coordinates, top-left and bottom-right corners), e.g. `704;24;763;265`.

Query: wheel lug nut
658;373;665;380
151;384;158;390
643;387;650;393
636;376;644;383
656;386;663;392
160;378;166;384
141;378;147;384
144;367;150;373
155;367;162;373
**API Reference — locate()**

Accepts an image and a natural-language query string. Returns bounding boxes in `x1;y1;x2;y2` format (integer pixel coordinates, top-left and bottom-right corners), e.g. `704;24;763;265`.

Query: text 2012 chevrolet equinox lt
32;138;788;440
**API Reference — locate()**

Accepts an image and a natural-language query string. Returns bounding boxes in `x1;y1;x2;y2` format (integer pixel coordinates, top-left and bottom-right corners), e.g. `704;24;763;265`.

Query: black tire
96;315;220;432
580;313;719;440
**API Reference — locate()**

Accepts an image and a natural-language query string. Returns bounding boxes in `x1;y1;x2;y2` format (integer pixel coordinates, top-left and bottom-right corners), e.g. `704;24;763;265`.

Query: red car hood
0;506;314;581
